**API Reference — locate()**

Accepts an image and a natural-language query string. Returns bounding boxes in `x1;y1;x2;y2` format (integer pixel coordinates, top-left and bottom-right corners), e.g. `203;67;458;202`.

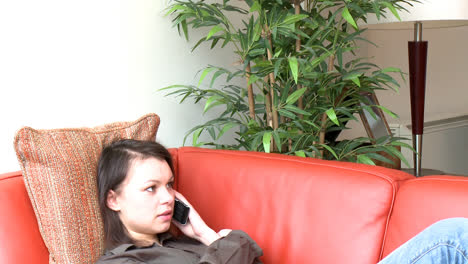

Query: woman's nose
159;186;174;204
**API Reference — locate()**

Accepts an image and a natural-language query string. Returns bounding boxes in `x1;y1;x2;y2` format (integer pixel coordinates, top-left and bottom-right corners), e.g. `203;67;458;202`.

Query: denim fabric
379;218;468;264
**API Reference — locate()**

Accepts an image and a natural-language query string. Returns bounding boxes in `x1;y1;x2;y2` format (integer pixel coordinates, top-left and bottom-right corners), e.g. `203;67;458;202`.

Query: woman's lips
157;210;173;221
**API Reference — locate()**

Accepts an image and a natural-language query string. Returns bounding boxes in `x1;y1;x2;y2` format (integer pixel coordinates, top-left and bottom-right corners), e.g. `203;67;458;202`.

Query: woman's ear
106;190;121;211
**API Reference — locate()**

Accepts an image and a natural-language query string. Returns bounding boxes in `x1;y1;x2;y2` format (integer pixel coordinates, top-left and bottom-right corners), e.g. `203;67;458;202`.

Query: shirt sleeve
198;230;263;264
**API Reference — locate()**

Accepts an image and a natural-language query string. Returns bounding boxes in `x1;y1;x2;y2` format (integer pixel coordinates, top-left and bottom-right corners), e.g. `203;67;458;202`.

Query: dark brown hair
97;139;174;250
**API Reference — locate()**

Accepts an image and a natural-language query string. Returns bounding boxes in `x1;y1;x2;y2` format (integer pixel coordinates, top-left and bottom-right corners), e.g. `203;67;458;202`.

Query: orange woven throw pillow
14;113;160;264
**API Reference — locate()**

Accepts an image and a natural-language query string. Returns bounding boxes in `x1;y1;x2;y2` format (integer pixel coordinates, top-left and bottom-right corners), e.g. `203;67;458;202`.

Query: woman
96;139;468;264
95;139;263;263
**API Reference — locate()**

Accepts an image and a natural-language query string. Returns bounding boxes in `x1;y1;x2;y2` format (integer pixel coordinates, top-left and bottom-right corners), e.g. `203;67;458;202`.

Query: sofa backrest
1;147;428;264
173;147;414;264
0;171;49;264
382;175;468;258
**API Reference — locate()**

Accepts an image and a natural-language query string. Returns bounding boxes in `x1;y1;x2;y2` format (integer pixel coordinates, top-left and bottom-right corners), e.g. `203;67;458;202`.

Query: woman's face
108;157;175;244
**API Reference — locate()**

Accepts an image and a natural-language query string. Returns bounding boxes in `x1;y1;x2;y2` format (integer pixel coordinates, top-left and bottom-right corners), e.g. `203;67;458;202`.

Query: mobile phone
173;199;190;225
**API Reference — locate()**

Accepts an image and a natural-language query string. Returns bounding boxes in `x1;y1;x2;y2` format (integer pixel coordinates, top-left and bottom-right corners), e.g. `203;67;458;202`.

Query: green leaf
206;25;223;40
326;108;340;126
191;37;207;52
250;1;261;13
385;146;408;167
274;49;282;58
372;2;381;20
295;151;306;157
198;67;215;86
207;127;216;140
221;33;231;48
284;104;311;116
279;83;292;103
192;127;204;146
310;53;330;68
263;132;272;153
249;133;262;151
272;131;282;152
320;144;338;160
165;4;185;16
390;141;414;151
249;48;265;57
247;74;260;86
217;122;236;139
181;20;189;41
274;58;283;78
210;69;226;88
382;2;401;21
255;93;264;103
342;7;358;30
278;109;297;119
343;72;361;80
253;20;262;42
282;14;308;25
377;105;398;119
210;37;220;49
364;152;392;163
351;77;360;87
343;73;362;87
337;49;343;69
382;67;401;73
286;87;306;105
204;95;222;113
357;154;376;165
288;57;299;84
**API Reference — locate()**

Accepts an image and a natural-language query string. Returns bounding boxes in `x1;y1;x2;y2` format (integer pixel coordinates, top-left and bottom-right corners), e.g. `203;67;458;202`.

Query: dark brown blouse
95;230;263;264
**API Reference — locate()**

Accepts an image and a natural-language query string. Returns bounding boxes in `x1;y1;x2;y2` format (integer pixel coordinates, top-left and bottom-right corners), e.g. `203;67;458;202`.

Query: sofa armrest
382;175;468;259
0;171;49;264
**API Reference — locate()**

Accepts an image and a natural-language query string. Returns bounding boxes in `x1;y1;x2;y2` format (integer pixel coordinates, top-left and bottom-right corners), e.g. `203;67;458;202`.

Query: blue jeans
379;218;468;264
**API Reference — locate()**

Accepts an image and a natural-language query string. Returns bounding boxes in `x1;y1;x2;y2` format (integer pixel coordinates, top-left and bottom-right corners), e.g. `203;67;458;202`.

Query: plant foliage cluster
163;0;416;166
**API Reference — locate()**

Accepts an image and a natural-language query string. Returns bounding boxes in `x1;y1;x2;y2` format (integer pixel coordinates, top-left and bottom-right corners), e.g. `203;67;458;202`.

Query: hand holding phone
172;192;222;245
173;198;190;225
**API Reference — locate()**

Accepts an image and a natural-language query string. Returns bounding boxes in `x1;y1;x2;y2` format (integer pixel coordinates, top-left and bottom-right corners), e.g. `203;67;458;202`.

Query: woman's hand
172;191;232;245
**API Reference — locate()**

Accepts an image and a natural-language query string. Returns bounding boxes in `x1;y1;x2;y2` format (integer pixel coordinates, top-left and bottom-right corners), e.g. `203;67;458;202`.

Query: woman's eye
166;181;174;189
145;186;154;192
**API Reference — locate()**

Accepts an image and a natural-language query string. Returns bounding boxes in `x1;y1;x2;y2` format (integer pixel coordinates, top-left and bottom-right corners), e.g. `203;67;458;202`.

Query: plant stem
265;28;279;131
245;62;256;119
318;54;336;157
295;1;304;117
263;75;274;153
291;0;303;152
263;75;273;128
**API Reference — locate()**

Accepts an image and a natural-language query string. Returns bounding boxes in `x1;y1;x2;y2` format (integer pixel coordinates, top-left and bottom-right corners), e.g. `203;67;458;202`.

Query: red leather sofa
2;147;468;264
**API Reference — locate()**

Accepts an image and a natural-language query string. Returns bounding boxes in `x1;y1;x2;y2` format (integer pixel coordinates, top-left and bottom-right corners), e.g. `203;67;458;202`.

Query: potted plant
162;0;416;166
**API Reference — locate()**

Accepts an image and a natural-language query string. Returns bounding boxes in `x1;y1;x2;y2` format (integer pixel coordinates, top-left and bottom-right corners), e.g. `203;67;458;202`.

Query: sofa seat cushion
13;114;160;264
174;147;414;264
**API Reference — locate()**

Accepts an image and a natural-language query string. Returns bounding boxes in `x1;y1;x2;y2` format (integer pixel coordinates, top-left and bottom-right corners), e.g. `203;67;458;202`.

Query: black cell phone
173;199;190;225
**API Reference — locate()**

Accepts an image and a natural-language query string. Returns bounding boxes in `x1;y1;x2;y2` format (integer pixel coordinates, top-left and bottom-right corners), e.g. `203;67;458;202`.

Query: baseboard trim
406;115;468;134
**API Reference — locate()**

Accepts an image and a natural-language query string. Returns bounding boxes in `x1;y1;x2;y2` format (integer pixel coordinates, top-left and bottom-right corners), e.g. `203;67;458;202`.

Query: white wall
0;0;238;173
366;26;468;124
340;25;468;174
342;25;468;131
2;1;467;174
418;117;468;175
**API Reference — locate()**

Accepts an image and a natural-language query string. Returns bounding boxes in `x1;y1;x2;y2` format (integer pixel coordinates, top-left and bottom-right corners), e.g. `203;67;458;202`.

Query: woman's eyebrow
144;179;160;185
144;176;174;185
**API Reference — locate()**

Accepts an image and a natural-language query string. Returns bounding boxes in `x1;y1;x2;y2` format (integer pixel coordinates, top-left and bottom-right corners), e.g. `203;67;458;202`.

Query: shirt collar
158;232;173;244
109;232;174;254
109;243;137;255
